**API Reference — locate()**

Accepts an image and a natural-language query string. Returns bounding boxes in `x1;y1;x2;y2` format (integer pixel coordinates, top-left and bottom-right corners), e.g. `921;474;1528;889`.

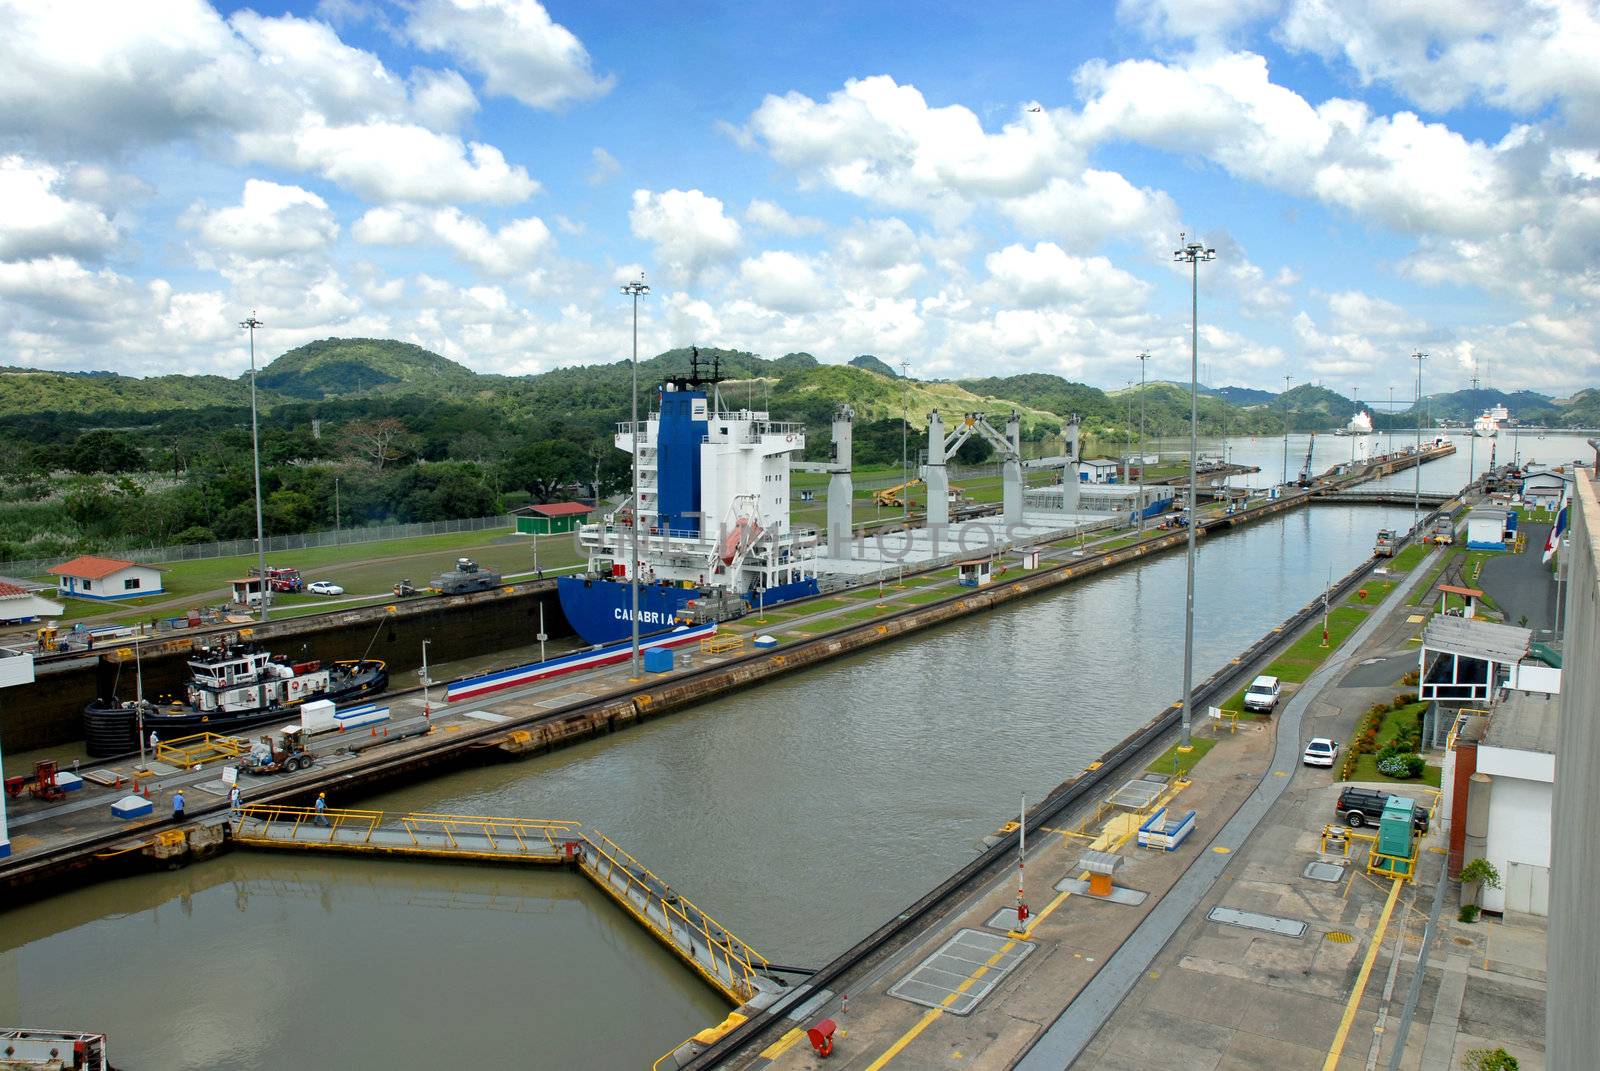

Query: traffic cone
370;726;377;737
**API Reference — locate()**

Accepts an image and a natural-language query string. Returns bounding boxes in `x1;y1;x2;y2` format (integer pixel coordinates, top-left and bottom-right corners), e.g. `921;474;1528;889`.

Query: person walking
313;791;329;827
149;729;159;754
172;789;185;821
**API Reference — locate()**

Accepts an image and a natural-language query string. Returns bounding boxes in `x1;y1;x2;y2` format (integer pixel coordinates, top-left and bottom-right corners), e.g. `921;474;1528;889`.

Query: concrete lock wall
1549;471;1600;1069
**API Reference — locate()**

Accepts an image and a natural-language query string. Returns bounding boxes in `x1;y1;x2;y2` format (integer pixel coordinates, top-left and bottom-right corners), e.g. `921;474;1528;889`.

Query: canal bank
0;481;1387;901
686;511;1440;1069
0;500;1433;1071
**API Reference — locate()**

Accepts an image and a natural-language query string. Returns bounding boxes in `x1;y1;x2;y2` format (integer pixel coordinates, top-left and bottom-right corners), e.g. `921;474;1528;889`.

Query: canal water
1;498;1433;1069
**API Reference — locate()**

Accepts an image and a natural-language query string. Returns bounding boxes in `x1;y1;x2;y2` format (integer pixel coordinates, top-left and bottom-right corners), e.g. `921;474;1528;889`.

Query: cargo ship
557;353;820;645
83;646;387;756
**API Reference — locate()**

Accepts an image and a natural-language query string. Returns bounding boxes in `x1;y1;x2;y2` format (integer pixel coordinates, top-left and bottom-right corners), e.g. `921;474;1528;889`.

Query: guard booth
1437;583;1484;619
230;577;268;607
956;559;994;587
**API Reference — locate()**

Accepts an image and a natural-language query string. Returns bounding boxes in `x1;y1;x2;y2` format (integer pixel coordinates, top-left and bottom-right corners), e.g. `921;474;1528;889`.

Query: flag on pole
1543;501;1568;564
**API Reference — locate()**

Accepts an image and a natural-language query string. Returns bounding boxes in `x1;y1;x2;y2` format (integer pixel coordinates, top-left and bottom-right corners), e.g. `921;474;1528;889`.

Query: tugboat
556;350;821;645
83;645;387;757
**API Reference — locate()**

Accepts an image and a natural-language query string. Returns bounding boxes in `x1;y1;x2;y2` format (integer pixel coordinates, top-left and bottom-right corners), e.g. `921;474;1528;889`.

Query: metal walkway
234;805;783;1007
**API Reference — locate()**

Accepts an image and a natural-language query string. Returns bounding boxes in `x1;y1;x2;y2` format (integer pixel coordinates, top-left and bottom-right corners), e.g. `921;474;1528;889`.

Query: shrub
1458;904;1480;923
1461;1047;1518;1071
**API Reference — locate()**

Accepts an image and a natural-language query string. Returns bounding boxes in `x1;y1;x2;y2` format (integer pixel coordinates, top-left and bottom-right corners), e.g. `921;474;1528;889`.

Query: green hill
0;366;258;415
848;354;899;378
256;338;483;399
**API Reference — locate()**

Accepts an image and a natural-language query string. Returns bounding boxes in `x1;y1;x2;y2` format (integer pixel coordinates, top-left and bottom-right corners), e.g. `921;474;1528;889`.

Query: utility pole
621;276;650;680
334;476;340;545
1281;374;1292;488
1174;234;1216;748
1137;352;1149;531
901;358;911;527
1413;352;1427;530
1388;386;1395;456
239;311;269;622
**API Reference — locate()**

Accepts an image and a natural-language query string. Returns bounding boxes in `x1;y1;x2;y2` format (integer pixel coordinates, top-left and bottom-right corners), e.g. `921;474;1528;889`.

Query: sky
0;0;1596;402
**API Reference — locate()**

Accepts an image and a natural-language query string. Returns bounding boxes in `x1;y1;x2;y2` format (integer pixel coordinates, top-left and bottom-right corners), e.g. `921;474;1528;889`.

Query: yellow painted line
759;1027;803;1059
862;1008;944;1071
1323;877;1403;1071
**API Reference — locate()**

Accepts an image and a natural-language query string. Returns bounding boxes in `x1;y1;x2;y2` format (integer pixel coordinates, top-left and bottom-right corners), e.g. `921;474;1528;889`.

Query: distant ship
1474;404;1508;437
1335;411;1374;436
556;352;820;646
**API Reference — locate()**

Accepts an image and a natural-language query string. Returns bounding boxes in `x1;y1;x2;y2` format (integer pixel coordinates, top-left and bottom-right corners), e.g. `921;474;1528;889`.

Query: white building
1520;467;1572;511
46;555;165;601
0;577;63;622
1079;458;1121;484
1477;688;1559;915
1464;508;1508;549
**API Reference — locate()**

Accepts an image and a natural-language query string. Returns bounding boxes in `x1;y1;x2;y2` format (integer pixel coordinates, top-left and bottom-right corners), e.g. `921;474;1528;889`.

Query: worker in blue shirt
313;792;329;827
172;790;185;820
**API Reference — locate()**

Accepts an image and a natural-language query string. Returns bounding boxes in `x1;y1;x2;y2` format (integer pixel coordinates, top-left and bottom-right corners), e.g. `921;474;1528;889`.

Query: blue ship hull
556;575;819;646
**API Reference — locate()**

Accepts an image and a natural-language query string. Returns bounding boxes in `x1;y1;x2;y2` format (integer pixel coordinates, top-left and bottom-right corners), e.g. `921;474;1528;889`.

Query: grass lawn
1267;606;1369;682
42;525;562;624
1344;702;1442;787
1347;579;1395;607
898;587;958;605
1147;736;1219;777
1409;548;1461;605
1389;543;1429;572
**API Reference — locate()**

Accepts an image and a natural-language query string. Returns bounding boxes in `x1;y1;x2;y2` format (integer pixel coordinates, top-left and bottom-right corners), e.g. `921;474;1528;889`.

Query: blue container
643;647;674;673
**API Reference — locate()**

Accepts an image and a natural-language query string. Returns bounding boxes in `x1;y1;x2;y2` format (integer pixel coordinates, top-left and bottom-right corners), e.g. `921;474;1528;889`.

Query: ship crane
924;408;1026;527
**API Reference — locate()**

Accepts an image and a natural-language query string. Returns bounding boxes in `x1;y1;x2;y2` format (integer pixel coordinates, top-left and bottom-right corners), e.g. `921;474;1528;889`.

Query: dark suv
1335;787;1429;833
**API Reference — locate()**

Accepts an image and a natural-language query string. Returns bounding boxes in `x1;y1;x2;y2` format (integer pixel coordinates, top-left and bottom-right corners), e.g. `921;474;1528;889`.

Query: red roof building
514;501;595;534
46;556;165;601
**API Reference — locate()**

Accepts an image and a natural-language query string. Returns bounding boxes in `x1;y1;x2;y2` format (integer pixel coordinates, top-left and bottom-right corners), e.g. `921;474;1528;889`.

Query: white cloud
744;75;1082;221
0;155;120;260
746;199;826;236
353;204;553;276
1117;0;1279;45
408;68;479;131
738;251;828;313
587;147;621;186
189;179;339;257
983;242;1150;315
0;2;538;205
1279;0;1600;122
1326;290;1424;337
999;171;1178;249
405;0;612;110
629;188;742;284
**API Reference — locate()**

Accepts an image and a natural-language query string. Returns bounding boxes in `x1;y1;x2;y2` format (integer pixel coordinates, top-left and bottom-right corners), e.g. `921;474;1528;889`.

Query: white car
307;581;344;596
1243;674;1282;713
1303;737;1340;767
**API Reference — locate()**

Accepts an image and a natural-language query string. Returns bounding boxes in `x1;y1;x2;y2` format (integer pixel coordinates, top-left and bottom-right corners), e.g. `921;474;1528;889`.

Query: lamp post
421;639;432;718
901;358;911;527
1281;374;1292;487
1174;235;1215;748
620;276;650;680
1137;352;1149;531
1388;386;1395;456
239;311;269;622
334;476;340;545
1413;351;1427;529
1351;387;1359;462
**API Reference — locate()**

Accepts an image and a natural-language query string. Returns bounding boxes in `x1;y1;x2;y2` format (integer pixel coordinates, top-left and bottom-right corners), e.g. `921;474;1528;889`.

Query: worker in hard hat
313;791;329;827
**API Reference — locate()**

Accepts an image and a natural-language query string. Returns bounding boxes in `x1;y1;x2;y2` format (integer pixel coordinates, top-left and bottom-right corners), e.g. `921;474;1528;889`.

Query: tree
67;430;143;474
1459;857;1501;908
1461;1048;1518;1071
500;438;589;501
339;418;413;469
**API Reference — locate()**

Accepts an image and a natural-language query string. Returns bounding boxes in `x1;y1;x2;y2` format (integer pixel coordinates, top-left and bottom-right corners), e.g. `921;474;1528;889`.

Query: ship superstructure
557;353;820;645
1474;403;1508;437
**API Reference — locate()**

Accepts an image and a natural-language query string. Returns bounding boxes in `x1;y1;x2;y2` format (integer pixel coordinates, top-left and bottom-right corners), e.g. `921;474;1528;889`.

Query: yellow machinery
35;626;57;652
874;478;922;507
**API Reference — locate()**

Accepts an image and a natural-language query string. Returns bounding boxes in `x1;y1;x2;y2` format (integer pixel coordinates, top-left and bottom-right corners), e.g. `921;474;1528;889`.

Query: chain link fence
0;514;517;579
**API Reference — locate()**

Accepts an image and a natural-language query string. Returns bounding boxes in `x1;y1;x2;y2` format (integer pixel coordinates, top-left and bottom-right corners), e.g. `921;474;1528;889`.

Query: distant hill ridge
0;340;1585;432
